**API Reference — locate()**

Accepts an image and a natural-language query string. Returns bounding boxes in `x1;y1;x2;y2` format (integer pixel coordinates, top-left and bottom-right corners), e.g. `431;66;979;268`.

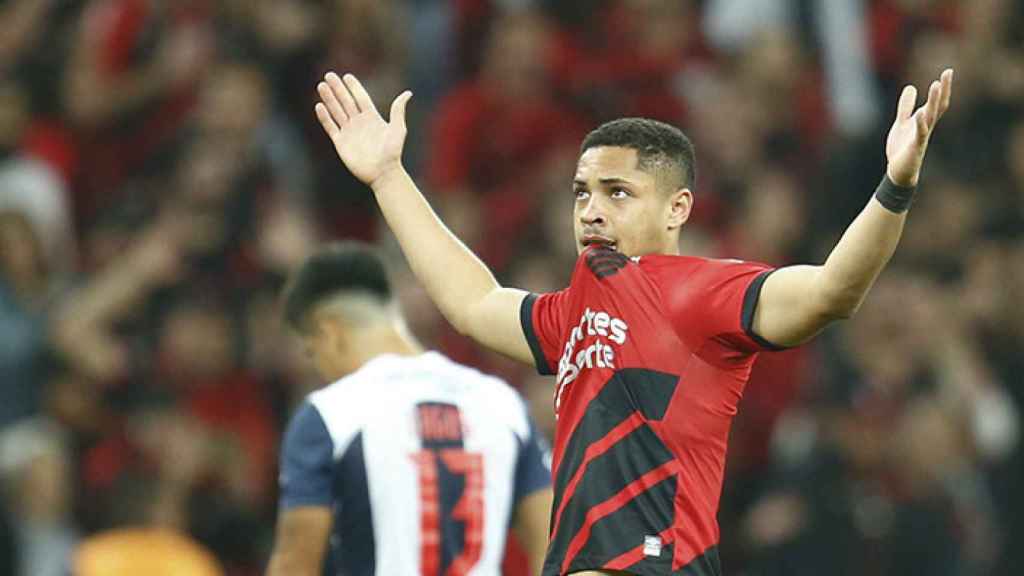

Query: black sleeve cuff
520;294;555;375
740;270;790;352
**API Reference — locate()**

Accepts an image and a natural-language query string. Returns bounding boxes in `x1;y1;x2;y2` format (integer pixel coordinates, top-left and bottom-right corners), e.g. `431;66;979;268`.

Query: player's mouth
581;235;618;251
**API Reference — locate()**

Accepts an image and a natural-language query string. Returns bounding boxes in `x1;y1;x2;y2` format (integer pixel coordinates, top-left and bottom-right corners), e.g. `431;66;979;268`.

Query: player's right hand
315;72;412;189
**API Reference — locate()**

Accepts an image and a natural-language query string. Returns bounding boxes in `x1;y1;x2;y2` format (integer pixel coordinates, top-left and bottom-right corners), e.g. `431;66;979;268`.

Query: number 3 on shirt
412;403;485;576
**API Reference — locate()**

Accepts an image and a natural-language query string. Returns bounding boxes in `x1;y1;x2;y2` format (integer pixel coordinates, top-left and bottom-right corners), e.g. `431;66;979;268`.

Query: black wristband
874;175;917;213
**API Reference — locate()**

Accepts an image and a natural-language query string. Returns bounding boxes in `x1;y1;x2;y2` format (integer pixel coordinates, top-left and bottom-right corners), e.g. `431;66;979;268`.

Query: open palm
315;72;413;187
886;69;954;187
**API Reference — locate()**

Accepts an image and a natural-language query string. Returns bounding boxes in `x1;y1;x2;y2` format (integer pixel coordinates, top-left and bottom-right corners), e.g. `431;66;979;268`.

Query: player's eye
574;188;590;200
611;187;630;199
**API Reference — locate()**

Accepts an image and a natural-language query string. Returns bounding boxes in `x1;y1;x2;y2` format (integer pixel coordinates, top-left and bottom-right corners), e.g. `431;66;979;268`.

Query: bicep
268;507;332;576
752;264;836;347
464;287;535;365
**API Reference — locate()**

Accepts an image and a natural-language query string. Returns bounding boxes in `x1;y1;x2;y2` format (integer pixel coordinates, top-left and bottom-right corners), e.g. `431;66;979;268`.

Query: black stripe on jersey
520;293;555;375
559;443;679;576
552;368;680;517
547;369;680;573
740;269;790;351
667;545;722;576
334;432;375;575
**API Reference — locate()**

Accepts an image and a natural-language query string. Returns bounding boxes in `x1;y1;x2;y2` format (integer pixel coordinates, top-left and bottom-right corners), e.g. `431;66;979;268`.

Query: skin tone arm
513;488;554;575
0;0;54;72
51;218;185;382
752;69;955;347
64;12;207;127
266;507;332;576
314;73;533;363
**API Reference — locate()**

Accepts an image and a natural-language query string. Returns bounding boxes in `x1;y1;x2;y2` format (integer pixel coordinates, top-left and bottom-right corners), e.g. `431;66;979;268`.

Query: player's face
572;146;685;257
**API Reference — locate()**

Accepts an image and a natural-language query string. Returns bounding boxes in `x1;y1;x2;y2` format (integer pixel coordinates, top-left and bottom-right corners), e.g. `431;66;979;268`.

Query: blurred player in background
312;67;954;576
267;242;553;576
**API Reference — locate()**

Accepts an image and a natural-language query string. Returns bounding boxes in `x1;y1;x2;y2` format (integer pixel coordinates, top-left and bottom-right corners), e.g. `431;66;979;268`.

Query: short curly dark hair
281;241;392;331
581;118;696;192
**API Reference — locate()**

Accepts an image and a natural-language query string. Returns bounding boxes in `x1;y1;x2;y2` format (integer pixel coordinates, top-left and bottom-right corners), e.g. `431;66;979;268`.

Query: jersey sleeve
667;259;786;356
279;402;335;509
519;289;571;376
513;414;552;504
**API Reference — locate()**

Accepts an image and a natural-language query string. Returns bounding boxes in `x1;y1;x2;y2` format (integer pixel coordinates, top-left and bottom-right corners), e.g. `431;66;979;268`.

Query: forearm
815;194;907;317
267;509;330;576
266;553;319;576
370;166;501;332
514;489;554;576
66;56;168;126
51;253;161;378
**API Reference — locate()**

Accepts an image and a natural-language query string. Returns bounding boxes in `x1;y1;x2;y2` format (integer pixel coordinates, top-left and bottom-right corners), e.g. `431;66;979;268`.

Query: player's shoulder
638;253;769;280
421;353;533;438
301;356;408;453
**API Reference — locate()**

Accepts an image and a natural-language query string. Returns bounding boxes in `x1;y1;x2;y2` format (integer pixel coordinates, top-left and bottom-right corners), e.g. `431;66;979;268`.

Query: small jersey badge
643;535;662;557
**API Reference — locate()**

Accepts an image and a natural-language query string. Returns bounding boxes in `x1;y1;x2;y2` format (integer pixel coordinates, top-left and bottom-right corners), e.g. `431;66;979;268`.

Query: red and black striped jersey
520;246;781;576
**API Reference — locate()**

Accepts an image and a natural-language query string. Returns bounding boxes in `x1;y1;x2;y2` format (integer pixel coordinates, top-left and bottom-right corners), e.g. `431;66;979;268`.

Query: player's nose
579;196;605;225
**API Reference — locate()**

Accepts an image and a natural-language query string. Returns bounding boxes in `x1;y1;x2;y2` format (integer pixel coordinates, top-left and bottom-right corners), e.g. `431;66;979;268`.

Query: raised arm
752;69;954;347
314;72;533;363
266;507;332;576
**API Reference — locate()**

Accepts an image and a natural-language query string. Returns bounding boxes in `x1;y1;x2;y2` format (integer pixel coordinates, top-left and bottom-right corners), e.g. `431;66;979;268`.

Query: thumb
389;90;413;131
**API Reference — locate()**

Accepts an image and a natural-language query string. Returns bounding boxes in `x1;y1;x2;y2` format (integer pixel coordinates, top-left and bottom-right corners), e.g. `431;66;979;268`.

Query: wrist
369;163;407;193
874;173;917;213
885;164;918;188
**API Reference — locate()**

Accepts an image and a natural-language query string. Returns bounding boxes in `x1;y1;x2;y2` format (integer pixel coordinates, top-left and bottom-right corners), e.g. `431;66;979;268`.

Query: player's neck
352;323;425;368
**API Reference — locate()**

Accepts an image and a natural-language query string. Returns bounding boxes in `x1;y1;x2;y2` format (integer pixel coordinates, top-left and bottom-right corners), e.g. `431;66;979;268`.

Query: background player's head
282;242;417;381
574;118;695;257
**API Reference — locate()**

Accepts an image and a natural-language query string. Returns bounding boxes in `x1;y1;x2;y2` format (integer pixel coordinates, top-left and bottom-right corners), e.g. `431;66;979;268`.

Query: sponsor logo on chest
554;307;629;414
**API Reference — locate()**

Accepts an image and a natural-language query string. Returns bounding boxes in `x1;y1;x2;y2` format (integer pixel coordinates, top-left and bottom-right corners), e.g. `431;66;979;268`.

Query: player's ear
310;310;346;352
667;187;693;230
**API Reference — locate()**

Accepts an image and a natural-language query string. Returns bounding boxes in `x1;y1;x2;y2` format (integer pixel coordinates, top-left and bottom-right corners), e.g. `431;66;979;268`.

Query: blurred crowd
0;0;1021;574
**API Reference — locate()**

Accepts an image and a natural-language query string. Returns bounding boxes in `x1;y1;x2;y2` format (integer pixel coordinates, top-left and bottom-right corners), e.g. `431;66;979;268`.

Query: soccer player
311;70;954;576
266;243;553;576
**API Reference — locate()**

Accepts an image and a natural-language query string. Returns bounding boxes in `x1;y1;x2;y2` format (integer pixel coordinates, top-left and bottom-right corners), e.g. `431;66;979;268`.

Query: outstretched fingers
938;68;954;118
915;107;930;144
897;85;917;121
326;72;360;118
343;74;378;116
317;80;348;127
925;80;942;127
315;102;340;140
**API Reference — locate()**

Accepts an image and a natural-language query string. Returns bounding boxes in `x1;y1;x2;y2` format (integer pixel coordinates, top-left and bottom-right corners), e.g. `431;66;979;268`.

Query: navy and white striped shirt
279;352;551;575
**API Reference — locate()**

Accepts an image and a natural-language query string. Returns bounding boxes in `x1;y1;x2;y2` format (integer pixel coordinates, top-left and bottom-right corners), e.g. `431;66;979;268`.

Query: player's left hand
886;68;954;187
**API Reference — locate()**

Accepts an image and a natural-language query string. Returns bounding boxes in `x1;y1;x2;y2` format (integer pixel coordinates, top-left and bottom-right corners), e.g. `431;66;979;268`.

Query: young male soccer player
312;69;953;575
267;243;553;576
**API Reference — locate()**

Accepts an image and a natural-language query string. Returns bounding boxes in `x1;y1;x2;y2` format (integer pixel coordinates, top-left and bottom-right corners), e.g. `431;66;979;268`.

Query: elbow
812;269;872;322
446;310;474;337
449;297;489;338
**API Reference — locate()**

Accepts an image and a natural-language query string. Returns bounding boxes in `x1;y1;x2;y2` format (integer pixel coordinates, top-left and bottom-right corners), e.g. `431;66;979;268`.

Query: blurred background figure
0;0;1020;574
0;419;76;576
